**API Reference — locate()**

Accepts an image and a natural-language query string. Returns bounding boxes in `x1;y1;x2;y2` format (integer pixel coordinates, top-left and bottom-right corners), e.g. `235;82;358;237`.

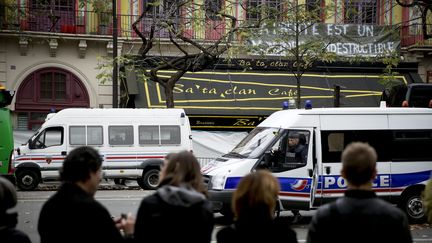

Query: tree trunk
164;85;175;108
296;72;301;109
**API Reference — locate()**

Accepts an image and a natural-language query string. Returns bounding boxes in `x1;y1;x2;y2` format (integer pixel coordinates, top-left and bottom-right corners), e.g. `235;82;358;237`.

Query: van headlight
210;174;226;190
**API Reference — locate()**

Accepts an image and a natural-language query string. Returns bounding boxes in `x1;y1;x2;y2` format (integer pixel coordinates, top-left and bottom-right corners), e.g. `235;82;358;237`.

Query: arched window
16;67;89;130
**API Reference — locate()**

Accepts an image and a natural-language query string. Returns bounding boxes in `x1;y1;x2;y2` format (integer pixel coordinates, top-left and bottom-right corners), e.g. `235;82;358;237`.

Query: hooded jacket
134;183;214;243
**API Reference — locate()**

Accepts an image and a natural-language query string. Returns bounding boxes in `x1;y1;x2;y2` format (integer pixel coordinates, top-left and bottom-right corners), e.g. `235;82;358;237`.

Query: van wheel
400;190;425;223
16;169;40;191
138;169;159;190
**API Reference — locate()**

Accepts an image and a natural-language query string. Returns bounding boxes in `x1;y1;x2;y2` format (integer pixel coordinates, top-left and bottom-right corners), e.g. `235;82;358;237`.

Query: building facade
0;0;430;130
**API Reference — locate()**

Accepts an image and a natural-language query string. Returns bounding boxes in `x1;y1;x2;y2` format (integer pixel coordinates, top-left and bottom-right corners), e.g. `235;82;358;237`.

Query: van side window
322;130;391;162
392;130;432;161
109;126;134;145
33;127;63;149
267;130;310;172
160;126;181;144
70;126;86;145
139;126;159;145
87;126;103;145
70;126;103;145
321;133;345;162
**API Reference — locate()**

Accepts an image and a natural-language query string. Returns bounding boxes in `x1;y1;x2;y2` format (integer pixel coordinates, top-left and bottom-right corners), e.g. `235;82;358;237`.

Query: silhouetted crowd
2;142;431;243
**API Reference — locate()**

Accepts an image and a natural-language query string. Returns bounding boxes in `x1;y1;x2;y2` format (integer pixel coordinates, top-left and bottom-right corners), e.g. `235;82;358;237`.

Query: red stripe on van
317;188;404;194
16;157;64;161
279;192;310;198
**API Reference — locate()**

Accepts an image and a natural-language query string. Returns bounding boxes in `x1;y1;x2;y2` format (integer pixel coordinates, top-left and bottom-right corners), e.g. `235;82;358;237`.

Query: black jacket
217;217;297;243
38;183;126;243
307;190;413;243
134;184;214;243
0;212;31;243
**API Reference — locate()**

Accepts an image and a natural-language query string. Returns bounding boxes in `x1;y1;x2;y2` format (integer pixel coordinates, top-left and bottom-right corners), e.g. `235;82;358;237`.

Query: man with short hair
306;142;412;243
38;146;135;243
286;132;307;164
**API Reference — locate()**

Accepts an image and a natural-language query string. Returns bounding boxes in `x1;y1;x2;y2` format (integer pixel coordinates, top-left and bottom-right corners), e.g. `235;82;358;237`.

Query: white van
201;106;432;222
14;108;193;190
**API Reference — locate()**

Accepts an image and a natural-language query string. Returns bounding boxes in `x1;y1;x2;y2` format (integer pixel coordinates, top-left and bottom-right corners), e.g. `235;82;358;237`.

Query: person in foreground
217;170;297;243
306;142;412;243
0;176;31;243
134;151;214;243
38;146;135;243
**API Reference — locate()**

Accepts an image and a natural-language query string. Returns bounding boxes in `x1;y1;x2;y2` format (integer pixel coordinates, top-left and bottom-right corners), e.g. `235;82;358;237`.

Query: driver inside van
272;132;308;168
286;133;307;164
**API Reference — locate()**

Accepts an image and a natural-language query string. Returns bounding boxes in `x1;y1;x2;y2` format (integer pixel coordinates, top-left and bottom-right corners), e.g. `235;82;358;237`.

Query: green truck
0;86;15;183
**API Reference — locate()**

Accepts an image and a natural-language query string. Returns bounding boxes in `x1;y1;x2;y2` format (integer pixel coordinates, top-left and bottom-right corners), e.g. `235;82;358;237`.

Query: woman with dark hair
134;151;214;243
217;170;297;243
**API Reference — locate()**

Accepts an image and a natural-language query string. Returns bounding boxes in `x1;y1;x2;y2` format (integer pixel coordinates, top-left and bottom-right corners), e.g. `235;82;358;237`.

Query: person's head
159;150;207;196
232;170;280;221
341;142;377;188
0;176;17;215
288;133;300;147
60;146;103;196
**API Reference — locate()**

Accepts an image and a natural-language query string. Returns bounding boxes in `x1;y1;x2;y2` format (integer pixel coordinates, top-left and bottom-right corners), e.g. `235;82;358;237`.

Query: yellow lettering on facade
174;84;184;93
209;88;217;94
268;88;280;95
233;119;256;126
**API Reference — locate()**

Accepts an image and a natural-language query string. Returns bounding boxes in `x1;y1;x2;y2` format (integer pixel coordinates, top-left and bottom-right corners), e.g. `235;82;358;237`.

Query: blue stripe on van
318;170;431;190
391;170;432;187
225;177;312;193
224;170;431;191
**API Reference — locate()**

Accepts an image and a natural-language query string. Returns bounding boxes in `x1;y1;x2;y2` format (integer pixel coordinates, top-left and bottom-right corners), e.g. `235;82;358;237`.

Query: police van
14;108;193;190
201;105;432;222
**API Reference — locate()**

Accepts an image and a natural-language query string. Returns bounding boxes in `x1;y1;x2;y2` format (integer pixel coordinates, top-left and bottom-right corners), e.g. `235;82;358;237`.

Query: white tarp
191;130;248;158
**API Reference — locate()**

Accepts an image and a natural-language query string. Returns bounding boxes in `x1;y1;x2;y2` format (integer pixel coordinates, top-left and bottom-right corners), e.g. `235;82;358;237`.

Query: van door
320;130;392;204
309;128;321;208
265;129;314;210
29;126;66;177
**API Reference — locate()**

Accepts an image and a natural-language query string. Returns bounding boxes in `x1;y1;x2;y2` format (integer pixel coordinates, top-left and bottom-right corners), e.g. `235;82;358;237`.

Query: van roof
52;108;187;118
259;107;432;128
277;107;431;115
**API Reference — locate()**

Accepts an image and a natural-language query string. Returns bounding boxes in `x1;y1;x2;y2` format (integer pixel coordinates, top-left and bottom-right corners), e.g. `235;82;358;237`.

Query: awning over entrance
127;62;421;130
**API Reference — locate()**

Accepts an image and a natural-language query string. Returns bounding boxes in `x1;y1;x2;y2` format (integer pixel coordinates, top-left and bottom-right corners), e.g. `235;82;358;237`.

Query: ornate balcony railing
401;23;432;47
0;4;231;41
2;4;429;48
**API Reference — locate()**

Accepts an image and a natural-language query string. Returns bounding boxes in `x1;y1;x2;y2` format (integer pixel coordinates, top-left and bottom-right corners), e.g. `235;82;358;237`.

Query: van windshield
225;127;279;159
